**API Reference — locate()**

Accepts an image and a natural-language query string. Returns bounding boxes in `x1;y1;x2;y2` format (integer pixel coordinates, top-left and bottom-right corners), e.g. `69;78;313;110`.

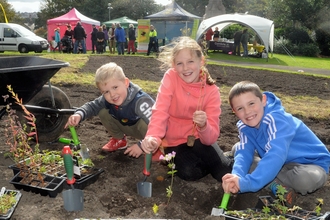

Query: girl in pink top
141;36;232;181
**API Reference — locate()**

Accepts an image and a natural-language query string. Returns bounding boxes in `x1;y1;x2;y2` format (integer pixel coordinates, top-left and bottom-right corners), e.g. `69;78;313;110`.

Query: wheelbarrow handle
143;153;152;176
62;145;76;185
69;126;80;146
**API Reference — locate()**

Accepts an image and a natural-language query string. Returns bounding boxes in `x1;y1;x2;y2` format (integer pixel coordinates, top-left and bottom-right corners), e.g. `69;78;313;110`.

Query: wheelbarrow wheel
25;85;72;142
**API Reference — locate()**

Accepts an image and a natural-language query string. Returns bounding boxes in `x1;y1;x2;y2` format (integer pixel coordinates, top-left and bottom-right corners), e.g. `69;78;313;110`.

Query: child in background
141;36;232;182
65;62;155;159
222;81;330;206
53;27;61;52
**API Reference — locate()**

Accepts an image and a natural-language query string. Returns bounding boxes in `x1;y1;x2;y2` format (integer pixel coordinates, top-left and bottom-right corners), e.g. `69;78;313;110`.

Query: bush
296;43;321;57
274;37;320;57
287;28;312;44
315;28;330;56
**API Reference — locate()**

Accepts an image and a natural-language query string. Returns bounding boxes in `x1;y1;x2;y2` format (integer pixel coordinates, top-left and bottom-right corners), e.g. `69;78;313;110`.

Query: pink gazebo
47;8;100;51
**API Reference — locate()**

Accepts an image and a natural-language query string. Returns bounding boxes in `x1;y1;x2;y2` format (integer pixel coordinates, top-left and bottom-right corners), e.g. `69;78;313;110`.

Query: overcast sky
7;0;171;13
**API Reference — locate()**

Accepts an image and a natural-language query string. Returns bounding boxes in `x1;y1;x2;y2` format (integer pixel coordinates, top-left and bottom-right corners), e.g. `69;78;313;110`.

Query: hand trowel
62;145;84;211
137;153;152;197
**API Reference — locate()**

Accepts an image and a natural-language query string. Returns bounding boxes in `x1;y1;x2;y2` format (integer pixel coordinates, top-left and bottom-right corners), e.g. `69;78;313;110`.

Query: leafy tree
174;0;209;17
0;0;23;23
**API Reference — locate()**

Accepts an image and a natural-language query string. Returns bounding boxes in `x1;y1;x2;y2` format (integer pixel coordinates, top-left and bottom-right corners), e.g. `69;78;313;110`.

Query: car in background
0;23;49;53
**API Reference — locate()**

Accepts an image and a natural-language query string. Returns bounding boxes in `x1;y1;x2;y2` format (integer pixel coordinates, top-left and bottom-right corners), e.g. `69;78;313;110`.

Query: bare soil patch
1;56;329;220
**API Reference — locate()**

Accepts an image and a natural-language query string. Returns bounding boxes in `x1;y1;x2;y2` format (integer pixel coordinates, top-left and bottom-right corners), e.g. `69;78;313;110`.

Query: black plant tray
219;196;330;220
9;171;65;198
220;211;330;220
63;167;104;190
9;164;104;190
0;189;22;220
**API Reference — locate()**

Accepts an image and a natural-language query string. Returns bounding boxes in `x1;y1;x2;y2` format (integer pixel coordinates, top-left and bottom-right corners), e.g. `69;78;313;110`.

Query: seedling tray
219;196;330;220
9;171;65;198
0;189;22;220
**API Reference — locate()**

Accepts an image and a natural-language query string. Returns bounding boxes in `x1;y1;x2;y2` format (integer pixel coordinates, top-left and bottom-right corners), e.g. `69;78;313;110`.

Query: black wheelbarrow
0;56;75;142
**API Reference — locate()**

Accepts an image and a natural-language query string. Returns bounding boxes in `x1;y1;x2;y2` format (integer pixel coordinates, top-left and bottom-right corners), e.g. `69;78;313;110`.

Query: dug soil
1;56;330;220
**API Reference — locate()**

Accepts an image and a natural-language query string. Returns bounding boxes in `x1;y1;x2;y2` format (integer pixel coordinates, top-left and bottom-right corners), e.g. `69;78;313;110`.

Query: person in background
141;36;233;181
115;23;126;55
64;24;74;38
65;62;155;159
205;28;214;50
73;21;86;54
240;29;249;57
53;27;61;52
127;24;136;55
96;27;105;54
146;25;158;56
91;24;98;54
108;23;116;54
233;30;243;56
103;24;109;53
213;27;220;42
222;81;330;207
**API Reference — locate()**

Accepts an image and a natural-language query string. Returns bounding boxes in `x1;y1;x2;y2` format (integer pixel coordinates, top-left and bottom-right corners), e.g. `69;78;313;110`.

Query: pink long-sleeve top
146;68;221;147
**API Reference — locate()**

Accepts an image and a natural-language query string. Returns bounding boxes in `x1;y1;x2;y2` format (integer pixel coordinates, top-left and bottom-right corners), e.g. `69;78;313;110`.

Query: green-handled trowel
211;192;230;216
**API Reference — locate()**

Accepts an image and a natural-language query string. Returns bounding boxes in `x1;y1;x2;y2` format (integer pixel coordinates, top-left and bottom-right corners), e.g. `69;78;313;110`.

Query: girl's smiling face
98;77;129;106
231;92;267;128
172;48;204;84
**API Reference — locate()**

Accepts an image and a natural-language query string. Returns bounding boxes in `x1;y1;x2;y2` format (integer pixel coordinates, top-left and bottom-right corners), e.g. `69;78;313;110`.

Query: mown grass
1;52;329;119
207;52;330;70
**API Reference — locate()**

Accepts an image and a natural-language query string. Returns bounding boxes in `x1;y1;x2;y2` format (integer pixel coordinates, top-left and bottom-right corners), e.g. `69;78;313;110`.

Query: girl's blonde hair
157;36;215;85
95;62;126;87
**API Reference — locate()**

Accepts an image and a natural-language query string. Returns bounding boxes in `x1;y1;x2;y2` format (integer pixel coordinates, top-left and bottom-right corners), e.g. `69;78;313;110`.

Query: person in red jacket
141;36;232;182
205;28;214;50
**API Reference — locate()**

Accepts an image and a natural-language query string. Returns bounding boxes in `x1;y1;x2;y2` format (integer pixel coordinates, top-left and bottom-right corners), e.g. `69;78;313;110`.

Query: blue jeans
242;43;248;57
74;39;86;54
117;42;124;55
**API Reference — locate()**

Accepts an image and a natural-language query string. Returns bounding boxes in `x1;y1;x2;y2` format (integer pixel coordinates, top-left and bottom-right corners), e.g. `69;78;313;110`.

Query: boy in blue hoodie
222;81;330;206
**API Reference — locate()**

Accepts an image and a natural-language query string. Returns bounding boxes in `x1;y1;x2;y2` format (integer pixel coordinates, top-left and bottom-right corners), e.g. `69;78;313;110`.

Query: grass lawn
207;52;330;70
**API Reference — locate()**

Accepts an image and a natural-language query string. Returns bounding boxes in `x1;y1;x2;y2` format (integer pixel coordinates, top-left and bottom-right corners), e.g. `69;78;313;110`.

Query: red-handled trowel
62;146;84;211
211;192;230;216
137;153;152;197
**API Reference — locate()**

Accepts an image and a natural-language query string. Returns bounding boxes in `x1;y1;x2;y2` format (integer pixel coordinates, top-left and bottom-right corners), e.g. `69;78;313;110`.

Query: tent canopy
103;16;138;29
145;1;201;21
196;14;274;53
47;8;100;50
47;8;100;26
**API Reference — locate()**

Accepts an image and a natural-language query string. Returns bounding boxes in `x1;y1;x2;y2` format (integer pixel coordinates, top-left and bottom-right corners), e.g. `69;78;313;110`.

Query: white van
0;23;49;53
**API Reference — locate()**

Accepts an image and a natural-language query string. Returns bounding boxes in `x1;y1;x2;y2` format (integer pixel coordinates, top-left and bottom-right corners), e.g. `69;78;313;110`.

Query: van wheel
24;85;72;142
19;45;29;53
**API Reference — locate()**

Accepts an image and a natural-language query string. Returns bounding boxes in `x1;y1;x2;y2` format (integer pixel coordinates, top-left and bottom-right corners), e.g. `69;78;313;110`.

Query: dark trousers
91;40;97;53
164;139;232;182
234;41;241;56
147;41;158;55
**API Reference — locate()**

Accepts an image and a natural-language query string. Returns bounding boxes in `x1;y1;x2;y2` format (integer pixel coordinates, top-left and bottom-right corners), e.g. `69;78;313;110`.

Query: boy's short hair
228;81;263;108
95;62;126;87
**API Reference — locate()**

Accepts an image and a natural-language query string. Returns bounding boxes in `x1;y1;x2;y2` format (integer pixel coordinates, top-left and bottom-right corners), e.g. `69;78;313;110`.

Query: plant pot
0;189;22;220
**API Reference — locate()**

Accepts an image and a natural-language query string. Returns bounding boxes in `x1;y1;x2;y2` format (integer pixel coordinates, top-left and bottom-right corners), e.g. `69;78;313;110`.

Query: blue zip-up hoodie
233;92;330;193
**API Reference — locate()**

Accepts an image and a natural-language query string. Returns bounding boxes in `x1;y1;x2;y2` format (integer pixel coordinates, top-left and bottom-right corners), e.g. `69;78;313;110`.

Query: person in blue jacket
222;81;330;206
115;23;126;55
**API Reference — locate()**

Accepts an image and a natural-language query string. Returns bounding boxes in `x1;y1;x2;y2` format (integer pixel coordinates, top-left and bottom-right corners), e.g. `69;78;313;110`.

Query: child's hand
193;110;207;128
65;114;81;128
124;144;143;158
141;136;159;154
222;173;240;194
